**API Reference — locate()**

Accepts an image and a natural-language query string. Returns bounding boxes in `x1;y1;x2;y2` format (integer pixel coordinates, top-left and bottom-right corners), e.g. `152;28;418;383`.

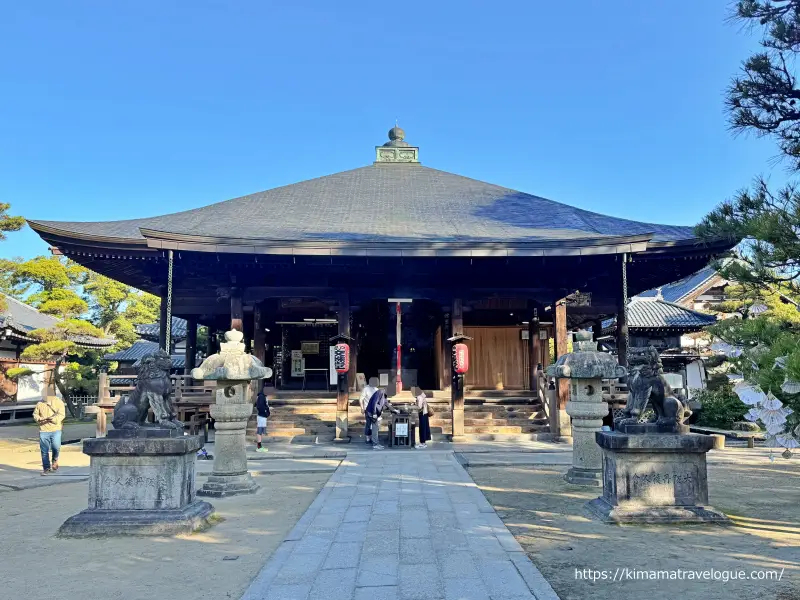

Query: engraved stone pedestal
198;382;259;497
58;435;214;537
586;431;731;524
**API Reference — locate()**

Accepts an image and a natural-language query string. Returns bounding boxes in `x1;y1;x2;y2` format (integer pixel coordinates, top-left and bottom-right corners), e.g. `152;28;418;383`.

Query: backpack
366;389;388;417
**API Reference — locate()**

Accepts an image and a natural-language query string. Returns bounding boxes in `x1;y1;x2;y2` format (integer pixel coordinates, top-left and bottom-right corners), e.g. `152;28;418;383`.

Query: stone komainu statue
111;350;183;431
616;346;690;432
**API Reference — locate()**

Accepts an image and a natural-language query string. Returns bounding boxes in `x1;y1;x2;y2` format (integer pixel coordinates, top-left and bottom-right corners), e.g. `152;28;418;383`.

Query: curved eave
640;236;737;256
138;227;655;257
27;220;157;258
27;219;151;250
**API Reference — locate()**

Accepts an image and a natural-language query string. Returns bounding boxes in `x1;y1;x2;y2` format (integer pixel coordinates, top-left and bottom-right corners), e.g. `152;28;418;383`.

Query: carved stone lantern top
191;330;272;382
546;330;627;380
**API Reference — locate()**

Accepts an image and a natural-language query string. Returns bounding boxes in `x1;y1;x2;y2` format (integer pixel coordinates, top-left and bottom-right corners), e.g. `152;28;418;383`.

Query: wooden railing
602;379;629;405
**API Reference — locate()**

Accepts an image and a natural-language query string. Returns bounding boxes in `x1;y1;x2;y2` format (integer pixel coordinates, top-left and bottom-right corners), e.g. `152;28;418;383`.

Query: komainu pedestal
58;435;214;537
586;431;730;524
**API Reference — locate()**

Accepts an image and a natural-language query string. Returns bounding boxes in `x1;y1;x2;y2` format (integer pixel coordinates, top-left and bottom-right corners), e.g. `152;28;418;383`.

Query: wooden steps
244;392;549;443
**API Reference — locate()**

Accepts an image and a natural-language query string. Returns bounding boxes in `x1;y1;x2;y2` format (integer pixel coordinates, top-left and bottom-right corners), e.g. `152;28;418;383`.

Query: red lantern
334;343;350;373
452;343;469;374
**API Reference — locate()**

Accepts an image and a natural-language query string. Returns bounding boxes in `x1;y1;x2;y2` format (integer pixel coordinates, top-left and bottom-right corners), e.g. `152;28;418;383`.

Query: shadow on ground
468;459;800;600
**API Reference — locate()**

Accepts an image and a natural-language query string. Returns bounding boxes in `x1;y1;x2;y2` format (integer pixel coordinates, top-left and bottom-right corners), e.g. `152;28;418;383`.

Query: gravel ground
468;451;800;600
0;471;330;600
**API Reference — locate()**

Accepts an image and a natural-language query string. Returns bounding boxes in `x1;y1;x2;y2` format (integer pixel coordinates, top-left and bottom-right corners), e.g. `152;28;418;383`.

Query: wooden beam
529;313;541;391
184;317;197;374
230;287;243;333
253;302;266;366
554;299;569;410
158;288;168;351
336;295;351;440
451;298;465;439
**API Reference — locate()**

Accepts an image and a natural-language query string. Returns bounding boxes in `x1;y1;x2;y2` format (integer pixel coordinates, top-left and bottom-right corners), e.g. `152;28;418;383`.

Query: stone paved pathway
241;450;559;600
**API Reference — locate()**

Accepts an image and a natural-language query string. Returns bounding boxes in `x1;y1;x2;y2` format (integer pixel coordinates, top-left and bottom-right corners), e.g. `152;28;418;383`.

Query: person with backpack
364;384;399;450
255;384;271;453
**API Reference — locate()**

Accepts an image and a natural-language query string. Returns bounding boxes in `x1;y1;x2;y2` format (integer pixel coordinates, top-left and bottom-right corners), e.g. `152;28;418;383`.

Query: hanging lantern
334;343;350;373
452;343;469;374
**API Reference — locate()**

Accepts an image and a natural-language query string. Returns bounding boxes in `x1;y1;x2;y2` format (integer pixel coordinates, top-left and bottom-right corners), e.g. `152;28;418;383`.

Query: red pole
396;302;402;393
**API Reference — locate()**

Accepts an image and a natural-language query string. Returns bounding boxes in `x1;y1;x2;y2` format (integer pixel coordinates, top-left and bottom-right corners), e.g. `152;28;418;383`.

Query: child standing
255;384;271;453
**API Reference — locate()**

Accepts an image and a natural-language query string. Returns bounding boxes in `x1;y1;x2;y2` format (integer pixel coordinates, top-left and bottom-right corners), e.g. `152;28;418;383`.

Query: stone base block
58;500;215;537
333;437;352;444
585;497;730;524
198;472;259;497
565;467;601;486
59;435;215;536
587;431;731;525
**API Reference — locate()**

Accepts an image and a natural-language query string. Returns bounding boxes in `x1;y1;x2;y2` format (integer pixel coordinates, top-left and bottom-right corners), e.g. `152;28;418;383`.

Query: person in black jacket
255;384;271;453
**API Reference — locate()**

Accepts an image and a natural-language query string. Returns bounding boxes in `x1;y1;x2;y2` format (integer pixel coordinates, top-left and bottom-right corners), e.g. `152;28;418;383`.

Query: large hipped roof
29;164;695;251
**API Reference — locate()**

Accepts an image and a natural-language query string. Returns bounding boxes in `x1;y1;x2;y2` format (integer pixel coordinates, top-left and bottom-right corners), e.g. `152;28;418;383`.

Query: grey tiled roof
104;340;184;369
1;293;115;347
104;340;159;362
638;266;718;303
0;294;58;333
30;165;695;245
135;317;187;341
603;298;716;332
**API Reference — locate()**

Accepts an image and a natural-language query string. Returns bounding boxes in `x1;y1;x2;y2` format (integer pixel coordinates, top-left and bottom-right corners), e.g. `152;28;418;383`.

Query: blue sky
0;1;784;259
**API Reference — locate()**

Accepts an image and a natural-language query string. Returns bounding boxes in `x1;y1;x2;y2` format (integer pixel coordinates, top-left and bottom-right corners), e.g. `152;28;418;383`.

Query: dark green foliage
695;385;750;430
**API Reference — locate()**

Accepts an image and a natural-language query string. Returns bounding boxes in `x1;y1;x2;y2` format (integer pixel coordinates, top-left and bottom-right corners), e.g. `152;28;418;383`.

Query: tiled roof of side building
602;298;716;332
104;340;184;369
104;340;160;362
135;317;188;341
1;293;115;347
637;266;718;304
0;293;59;332
29;165;695;246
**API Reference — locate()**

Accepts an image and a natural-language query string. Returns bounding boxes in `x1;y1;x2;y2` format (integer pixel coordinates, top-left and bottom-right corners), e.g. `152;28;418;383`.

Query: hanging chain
621;252;630;362
165;250;174;352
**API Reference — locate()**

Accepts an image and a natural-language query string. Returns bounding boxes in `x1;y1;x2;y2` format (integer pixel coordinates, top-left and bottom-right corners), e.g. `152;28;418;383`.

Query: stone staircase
246;390;550;444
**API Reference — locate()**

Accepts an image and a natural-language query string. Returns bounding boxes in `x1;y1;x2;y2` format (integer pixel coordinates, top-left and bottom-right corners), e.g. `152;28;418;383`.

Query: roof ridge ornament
375;124;420;164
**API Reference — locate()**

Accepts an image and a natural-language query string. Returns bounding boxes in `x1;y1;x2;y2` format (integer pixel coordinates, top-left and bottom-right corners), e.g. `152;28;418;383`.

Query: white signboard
379;373;389;386
291;350;304;377
329;350;337;386
395;422;408;437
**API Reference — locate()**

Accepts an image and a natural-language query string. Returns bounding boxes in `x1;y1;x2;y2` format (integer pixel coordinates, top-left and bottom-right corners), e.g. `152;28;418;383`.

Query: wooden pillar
230;287;243;333
349;311;359;391
541;327;551;369
440;310;451;391
616;297;629;368
336;296;351;441
158;287;168;351
450;298;465;441
184;317;197;375
554;299;569;410
528;313;541;391
592;319;603;342
253;303;266;365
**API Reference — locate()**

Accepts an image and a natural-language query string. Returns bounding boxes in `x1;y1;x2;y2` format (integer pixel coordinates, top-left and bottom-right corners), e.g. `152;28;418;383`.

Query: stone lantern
547;330;626;486
192;329;271;497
